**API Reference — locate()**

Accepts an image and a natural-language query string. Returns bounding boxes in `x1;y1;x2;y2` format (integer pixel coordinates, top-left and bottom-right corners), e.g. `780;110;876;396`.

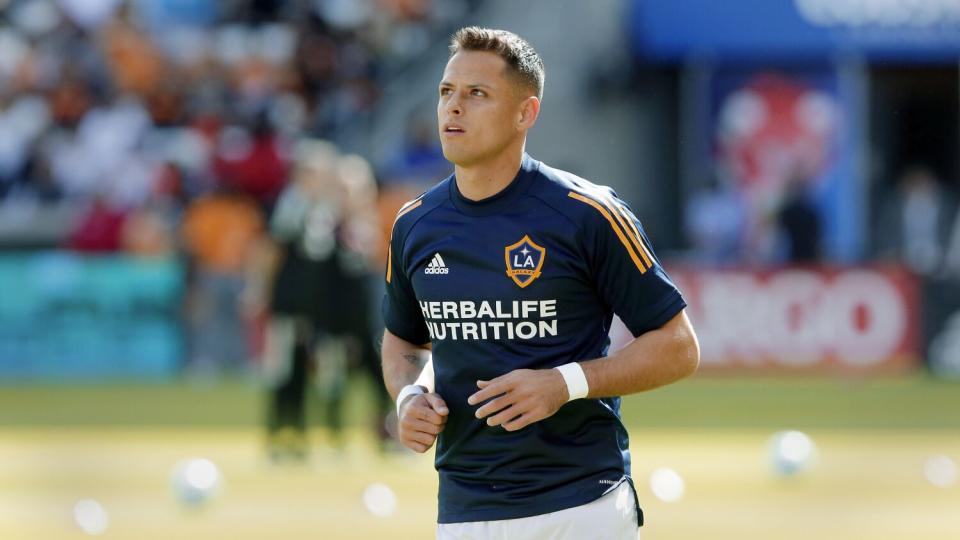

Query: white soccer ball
924;455;958;488
649;467;686;503
73;499;109;535
170;458;222;507
362;482;398;518
768;430;817;476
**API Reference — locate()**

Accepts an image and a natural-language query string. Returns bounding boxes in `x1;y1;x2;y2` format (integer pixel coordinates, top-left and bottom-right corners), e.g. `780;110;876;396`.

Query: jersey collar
449;153;539;217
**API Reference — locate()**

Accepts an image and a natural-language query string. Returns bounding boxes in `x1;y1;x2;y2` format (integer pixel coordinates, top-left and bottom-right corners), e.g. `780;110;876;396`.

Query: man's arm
469;309;699;431
382;329;447;453
581;309;699;396
381;328;432;398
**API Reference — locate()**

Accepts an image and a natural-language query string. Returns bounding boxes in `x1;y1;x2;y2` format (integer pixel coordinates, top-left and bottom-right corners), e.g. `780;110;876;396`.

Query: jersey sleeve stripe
386;198;425;284
610;199;655;268
568;191;648;274
394;198;423;223
589;191;653;269
386;245;393;283
566;183;653;270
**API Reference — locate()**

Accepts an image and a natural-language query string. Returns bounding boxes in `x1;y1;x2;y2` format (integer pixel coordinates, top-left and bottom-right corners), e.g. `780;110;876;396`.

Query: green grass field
2;375;958;539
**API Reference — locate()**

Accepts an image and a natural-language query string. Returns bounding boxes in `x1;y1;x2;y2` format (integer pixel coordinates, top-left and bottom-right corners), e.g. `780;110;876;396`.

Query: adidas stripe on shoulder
566;184;654;274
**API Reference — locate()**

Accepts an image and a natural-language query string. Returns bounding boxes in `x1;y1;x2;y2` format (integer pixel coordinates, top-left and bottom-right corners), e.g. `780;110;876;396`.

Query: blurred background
0;0;958;538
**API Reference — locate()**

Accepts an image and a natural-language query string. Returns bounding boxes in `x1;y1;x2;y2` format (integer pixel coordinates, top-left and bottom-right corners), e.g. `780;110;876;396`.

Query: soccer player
381;27;700;539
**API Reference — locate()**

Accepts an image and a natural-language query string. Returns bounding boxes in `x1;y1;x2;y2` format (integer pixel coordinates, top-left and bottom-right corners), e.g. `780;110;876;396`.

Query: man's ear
517;96;540;131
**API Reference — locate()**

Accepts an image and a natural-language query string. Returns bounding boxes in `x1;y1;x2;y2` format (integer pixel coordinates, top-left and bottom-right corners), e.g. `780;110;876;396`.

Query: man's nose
445;95;463;115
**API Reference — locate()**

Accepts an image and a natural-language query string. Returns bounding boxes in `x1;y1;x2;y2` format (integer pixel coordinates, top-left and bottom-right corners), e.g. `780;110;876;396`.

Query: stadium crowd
0;0;484;452
0;0;465;369
0;0;463;244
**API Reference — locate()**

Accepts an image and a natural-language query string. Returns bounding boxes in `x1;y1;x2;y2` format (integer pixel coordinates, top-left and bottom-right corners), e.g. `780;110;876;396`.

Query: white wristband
555;362;589;401
396;384;426;416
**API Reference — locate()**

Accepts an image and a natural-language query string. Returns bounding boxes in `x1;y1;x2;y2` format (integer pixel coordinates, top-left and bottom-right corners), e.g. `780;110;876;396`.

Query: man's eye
472;89;485;97
440;88;450;96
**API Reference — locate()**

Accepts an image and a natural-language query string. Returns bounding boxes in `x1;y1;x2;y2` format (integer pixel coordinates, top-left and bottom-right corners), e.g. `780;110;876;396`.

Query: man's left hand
467;369;569;431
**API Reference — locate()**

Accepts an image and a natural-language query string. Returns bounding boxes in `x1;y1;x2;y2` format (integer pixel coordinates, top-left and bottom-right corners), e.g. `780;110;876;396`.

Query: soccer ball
170;458;221;507
768;430;817;477
924;455;958;488
362;482;398;517
648;467;686;503
73;499;109;535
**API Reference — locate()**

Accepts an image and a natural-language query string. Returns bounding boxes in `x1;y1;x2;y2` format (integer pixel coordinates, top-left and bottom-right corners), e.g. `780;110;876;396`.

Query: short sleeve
579;191;686;337
381;223;430;345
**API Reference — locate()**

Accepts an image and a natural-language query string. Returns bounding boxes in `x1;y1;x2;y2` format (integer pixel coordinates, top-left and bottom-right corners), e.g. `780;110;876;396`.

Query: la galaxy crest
504;235;545;288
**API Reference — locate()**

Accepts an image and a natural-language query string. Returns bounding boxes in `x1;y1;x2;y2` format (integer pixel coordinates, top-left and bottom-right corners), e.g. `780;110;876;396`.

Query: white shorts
436;480;639;540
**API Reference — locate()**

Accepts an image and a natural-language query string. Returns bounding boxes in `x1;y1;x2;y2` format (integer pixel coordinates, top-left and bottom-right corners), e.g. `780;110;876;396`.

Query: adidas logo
424;253;449;275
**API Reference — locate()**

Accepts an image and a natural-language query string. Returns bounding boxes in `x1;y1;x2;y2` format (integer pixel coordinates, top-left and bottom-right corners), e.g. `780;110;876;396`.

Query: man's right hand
398;392;448;453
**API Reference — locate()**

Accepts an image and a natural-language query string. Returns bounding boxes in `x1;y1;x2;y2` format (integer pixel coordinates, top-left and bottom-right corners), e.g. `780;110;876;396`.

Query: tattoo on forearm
402;353;421;367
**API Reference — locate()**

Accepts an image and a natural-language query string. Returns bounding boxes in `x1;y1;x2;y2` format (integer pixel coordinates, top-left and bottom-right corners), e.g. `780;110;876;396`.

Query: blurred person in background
181;184;265;378
65;193;128;253
121;197;175;257
875;165;956;275
250;141;387;459
250;140;343;460
776;171;822;264
331;152;391;450
381;110;451;185
924;176;960;378
120;168;186;258
683;174;746;265
945;206;960;278
213;113;290;212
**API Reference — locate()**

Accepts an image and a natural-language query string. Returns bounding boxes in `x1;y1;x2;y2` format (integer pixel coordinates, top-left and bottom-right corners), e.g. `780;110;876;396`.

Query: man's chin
441;148;477;168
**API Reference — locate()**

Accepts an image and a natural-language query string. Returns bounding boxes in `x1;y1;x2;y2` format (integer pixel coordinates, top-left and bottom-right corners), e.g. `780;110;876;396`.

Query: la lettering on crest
504;235;546;289
515;253;536;268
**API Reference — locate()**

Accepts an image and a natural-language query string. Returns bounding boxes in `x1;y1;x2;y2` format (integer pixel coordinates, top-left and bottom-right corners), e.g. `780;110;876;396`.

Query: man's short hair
449;27;544;100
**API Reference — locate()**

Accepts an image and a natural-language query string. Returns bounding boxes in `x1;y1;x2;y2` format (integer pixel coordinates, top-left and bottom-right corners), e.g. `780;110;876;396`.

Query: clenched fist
398;392;449;453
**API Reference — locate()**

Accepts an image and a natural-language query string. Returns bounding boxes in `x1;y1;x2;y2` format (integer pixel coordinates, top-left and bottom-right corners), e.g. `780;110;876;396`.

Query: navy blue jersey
383;154;685;524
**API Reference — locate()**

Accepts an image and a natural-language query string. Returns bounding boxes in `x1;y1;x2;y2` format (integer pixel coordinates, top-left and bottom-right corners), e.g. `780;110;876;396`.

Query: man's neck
454;148;525;201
